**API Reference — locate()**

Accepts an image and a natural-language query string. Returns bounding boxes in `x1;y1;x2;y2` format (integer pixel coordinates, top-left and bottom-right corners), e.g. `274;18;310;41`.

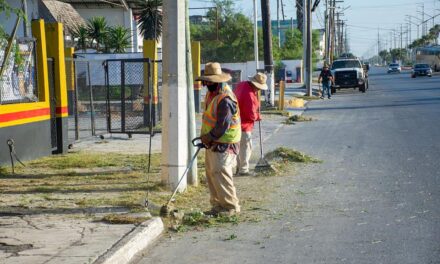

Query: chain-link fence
106;58;162;135
68;58;108;142
0;37;38;104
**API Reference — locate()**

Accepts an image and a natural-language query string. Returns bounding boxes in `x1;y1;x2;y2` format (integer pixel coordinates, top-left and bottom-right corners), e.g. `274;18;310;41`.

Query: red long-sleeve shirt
234;81;261;132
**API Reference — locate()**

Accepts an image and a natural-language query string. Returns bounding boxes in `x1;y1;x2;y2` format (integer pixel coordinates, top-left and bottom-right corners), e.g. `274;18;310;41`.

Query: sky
189;0;440;58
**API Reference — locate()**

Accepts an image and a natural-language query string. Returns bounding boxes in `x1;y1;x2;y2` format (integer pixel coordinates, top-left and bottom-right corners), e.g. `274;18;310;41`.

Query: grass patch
26;152;159;170
101;213;150;225
265;147;321;163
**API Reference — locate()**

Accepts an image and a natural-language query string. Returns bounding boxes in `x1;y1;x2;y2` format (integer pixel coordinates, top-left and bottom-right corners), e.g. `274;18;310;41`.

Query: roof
58;0;144;11
39;0;86;34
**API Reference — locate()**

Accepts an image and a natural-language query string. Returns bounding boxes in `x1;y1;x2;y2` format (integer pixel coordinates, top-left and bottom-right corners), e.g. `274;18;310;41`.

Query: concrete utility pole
261;0;275;106
162;1;189;191
277;0;281;48
304;0;312;96
324;0;330;64
253;0;259;71
185;0;197;186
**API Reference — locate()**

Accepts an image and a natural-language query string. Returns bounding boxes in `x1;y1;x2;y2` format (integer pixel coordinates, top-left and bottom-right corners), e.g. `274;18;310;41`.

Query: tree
379;50;391;64
137;0;162;41
86;17;109;51
72;25;89;52
0;0;24;41
108;26;131;53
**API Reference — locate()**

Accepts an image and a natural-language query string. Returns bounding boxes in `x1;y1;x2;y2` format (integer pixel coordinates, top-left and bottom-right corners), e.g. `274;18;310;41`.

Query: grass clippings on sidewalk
0;147;321;232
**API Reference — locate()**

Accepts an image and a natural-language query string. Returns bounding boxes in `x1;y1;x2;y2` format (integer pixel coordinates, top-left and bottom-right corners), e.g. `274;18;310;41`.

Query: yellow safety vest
201;85;241;143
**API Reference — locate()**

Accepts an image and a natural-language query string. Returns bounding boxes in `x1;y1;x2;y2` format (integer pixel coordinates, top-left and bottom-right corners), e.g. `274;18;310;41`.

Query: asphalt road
136;67;440;264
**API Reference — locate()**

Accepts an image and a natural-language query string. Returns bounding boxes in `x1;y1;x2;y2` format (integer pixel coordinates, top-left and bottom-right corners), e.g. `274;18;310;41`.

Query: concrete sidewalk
1;110;307;264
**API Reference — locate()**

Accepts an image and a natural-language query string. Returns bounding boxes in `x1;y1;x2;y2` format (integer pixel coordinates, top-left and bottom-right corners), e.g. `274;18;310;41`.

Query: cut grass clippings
293;95;321;101
260;109;291;117
101;213;150;225
284;115;314;124
254;147;321;177
265;147;321;164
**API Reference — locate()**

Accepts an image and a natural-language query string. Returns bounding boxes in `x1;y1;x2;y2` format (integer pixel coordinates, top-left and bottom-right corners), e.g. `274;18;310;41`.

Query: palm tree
86;16;109;51
108;26;132;53
137;0;162;41
72;25;89;52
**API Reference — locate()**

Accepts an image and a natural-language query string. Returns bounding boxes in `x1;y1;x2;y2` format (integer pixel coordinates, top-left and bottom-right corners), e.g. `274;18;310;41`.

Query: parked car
285;70;293;83
331;58;368;93
387;63;401;73
411;63;433;78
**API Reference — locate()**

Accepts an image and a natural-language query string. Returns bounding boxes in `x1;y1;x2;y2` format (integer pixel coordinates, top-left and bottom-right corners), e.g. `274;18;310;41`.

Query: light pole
253;0;259;72
407;15;422;39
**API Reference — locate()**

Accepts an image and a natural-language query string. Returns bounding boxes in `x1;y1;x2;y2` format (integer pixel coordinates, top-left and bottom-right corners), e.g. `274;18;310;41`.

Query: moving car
331;58;368;93
411;64;433;78
387;63;401;73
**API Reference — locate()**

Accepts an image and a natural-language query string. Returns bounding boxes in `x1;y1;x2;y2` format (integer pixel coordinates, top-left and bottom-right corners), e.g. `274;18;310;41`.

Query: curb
94;217;164;264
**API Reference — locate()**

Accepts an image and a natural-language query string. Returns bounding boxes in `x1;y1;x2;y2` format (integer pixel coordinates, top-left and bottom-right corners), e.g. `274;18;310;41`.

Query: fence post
143;40;158;126
31;19;49;103
191;41;201;113
65;47;75;115
279;80;285;110
45;22;68;154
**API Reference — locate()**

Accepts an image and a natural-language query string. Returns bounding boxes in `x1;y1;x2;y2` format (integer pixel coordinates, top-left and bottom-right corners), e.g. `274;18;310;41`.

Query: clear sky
189;0;440;58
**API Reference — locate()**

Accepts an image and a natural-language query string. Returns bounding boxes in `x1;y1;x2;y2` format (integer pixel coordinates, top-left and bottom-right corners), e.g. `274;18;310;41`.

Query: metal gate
104;58;161;135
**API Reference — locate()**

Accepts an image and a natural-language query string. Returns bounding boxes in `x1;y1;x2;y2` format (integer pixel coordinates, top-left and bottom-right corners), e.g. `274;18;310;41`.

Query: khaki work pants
237;131;253;173
205;149;240;212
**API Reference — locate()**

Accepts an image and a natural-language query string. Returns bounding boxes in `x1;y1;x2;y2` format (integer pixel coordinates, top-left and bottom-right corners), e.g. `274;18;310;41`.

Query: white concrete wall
75;8;138;52
74;52;143;86
0;0;39;38
202;60;303;81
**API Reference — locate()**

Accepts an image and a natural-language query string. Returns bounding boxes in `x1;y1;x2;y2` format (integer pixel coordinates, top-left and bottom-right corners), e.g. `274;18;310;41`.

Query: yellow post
191;41;201;113
279;80;285;110
65;47;75;115
143;39;158;125
45;22;68;153
45;23;68;117
31;19;49;103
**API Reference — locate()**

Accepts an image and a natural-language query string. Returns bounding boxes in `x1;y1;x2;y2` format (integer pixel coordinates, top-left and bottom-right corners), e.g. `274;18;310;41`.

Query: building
1;1;70;165
257;19;298;45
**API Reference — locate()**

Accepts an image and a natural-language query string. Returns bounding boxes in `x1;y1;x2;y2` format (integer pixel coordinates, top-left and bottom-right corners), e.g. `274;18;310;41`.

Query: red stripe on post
56;106;68;115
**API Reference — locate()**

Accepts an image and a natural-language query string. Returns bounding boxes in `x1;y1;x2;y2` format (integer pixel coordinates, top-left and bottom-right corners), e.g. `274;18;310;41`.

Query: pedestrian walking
196;62;241;217
233;72;268;176
318;64;334;99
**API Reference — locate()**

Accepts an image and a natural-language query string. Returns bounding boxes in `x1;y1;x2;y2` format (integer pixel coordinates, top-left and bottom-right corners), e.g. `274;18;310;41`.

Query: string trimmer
160;137;205;217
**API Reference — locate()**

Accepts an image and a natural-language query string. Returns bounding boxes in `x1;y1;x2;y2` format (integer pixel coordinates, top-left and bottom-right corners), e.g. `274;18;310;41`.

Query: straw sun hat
196;62;232;83
248;72;268;90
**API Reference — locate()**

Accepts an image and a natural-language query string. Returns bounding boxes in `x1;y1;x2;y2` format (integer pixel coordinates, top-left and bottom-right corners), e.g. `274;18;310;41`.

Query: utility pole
324;0;330;64
185;0;197;186
161;1;188;191
253;0;259;71
277;0;281;48
304;0;312;96
261;0;275;106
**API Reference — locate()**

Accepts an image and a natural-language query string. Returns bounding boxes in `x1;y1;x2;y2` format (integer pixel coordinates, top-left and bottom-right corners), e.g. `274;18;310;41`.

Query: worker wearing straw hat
196;62;241;217
234;72;268;176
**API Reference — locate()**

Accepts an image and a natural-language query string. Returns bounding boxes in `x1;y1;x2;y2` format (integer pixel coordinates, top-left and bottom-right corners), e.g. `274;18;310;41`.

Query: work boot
203;206;222;216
